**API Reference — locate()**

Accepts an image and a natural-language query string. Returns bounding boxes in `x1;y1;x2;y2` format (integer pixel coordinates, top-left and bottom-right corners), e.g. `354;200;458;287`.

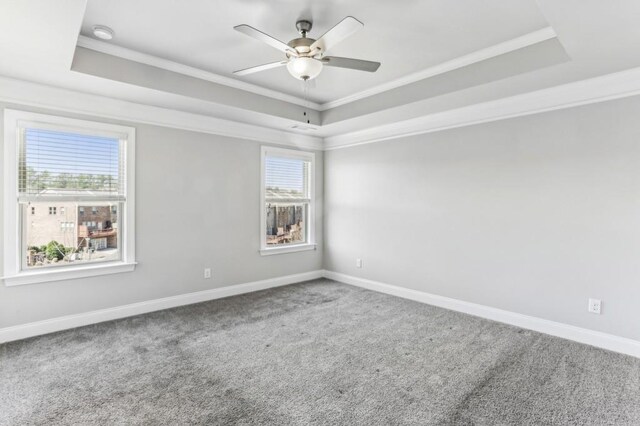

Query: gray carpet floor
1;279;639;425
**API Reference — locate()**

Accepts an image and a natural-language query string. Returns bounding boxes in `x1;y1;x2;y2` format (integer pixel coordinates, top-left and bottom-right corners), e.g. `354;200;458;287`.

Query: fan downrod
296;20;313;37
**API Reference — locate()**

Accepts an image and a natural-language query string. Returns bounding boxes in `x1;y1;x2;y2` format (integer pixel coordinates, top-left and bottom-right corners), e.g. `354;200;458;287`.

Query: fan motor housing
287;37;316;57
295;20;313;36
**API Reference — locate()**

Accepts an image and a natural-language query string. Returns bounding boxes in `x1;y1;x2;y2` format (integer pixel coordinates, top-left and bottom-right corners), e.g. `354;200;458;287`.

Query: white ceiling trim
318;27;558;111
4;64;640;153
76;35;322;111
78;28;556;114
323;65;640;150
0;76;323;151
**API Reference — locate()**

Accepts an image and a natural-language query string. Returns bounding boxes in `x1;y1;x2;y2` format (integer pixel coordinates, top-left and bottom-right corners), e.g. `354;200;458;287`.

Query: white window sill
2;261;137;286
260;244;316;256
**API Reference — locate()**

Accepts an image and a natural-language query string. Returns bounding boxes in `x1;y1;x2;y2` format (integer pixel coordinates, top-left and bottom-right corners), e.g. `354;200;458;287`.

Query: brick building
77;205;118;249
26;201;78;249
26;190;118;251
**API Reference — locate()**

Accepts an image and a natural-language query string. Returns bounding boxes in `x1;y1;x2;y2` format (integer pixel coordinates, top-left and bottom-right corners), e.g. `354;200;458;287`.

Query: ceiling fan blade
234;24;297;56
321;56;381;72
310;16;363;54
233;60;287;76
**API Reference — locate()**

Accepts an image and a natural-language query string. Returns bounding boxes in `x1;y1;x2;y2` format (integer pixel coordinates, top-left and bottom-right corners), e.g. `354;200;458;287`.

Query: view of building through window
19;127;124;269
266;204;306;245
264;155;310;246
25;202;120;268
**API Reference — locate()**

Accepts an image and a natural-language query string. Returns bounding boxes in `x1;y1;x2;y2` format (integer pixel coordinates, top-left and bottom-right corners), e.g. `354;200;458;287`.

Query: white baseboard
0;270;324;344
323;270;640;359
5;269;638;359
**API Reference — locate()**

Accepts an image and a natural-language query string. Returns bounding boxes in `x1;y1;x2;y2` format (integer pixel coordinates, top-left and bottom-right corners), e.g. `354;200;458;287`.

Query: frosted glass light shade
286;57;323;80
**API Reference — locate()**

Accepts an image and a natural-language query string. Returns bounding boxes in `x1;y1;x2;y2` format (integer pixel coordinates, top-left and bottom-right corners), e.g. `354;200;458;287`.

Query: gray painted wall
324;96;640;341
0;103;323;328
3;95;640;342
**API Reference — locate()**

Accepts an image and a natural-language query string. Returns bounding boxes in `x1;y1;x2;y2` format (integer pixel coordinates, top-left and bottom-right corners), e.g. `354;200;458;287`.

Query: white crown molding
0;75;324;151
324;65;640;150
318;27;557;111
323;271;640;359
0;270;324;343
78;28;555;114
5;61;640;153
77;35;322;111
4;54;640;153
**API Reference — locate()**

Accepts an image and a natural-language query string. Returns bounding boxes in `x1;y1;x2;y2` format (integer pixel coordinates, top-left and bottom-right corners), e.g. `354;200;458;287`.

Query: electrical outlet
356;258;362;268
588;298;601;314
204;268;212;279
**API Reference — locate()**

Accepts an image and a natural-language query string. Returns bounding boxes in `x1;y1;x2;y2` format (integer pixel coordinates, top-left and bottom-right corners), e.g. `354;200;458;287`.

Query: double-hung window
3;110;136;285
260;146;315;255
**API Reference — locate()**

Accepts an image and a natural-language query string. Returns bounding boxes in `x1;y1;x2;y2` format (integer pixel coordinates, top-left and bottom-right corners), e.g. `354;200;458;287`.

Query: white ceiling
3;0;640;144
79;0;550;104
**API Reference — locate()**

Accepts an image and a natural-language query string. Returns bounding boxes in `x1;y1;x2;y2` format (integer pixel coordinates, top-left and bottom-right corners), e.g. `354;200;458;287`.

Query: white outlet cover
588;298;601;314
204;268;212;279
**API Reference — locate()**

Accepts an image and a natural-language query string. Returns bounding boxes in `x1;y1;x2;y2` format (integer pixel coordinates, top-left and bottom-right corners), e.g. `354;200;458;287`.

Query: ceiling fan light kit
287;57;323;81
233;16;381;82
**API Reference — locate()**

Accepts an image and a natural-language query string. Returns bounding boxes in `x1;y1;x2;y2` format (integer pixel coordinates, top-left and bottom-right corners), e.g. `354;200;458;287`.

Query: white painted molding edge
323;270;640;359
5;62;640;153
324;65;640;150
0;76;323;151
77;36;321;111
78;28;555;114
4;268;638;359
318;27;557;111
0;270;323;344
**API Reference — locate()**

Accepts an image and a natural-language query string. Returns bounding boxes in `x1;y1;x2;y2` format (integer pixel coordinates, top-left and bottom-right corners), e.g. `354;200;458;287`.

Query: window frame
260;146;316;256
2;109;136;286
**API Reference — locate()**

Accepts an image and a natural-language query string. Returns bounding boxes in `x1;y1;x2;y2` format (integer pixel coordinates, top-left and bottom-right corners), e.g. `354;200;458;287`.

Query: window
3;110;136;286
260;146;315;255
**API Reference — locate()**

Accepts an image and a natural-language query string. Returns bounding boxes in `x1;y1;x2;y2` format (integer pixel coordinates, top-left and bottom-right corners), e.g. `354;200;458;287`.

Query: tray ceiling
79;0;550;104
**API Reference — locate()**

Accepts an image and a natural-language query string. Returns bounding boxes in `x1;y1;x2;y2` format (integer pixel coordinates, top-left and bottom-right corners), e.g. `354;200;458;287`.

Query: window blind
265;156;310;202
18;127;125;202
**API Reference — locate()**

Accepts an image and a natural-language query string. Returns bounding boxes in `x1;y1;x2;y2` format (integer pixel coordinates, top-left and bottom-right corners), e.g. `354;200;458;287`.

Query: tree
53;172;72;188
38;170;51;190
25;167;39;191
44;241;67;261
77;174;92;189
97;174;109;190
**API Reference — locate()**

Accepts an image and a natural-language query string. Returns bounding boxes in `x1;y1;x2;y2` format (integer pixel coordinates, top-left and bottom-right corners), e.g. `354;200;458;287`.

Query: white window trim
2;109;136;286
260;146;316;256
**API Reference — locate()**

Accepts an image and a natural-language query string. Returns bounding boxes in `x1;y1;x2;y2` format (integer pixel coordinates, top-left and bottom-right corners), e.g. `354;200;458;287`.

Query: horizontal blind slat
19;128;125;198
18;195;126;203
264;155;310;199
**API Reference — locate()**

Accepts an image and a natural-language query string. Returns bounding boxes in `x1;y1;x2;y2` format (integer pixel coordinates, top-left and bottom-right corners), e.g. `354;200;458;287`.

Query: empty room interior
2;0;640;424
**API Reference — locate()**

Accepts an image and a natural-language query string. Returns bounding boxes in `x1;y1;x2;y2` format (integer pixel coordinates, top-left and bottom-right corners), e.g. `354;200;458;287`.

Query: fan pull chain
302;80;311;124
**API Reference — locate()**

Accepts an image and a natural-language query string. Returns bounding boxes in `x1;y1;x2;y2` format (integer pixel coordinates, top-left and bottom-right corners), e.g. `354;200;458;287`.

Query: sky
24;128;120;177
265;156;307;193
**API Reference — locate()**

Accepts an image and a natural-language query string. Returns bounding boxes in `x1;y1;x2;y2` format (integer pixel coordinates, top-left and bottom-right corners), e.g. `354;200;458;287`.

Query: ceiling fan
233;17;381;81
